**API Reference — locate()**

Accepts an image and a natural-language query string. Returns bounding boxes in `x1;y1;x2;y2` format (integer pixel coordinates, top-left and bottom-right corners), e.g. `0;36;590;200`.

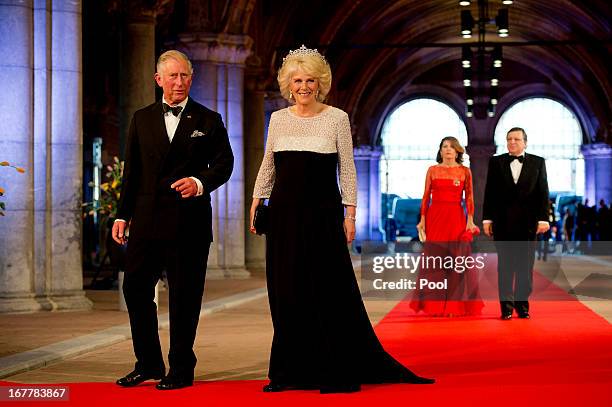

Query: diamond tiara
282;45;327;64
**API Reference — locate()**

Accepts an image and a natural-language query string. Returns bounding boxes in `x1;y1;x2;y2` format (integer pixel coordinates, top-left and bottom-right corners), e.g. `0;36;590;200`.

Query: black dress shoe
518;312;530;319
319;384;361;394
262;382;287;392
116;370;163;387
501;312;512;320
155;376;193;390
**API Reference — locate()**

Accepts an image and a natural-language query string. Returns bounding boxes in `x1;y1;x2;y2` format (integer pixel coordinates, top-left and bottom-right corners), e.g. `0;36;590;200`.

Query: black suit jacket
483;153;549;240
117;98;234;242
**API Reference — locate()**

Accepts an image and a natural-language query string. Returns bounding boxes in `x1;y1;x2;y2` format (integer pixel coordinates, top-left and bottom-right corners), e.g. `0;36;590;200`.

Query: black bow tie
510;155;524;163
162;103;183;117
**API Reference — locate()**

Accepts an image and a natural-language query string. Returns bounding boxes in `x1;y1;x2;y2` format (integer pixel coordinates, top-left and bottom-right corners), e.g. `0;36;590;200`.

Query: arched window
380;98;469;199
494;98;584;195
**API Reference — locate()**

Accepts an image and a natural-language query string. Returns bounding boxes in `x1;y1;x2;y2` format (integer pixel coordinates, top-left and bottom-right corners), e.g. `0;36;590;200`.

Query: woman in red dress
410;137;484;316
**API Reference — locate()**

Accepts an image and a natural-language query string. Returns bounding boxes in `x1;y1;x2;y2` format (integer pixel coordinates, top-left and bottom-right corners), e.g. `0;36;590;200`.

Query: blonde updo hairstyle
277;51;332;103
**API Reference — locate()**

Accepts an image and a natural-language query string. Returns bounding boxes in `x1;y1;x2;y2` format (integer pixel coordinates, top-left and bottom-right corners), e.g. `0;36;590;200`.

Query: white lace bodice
252;106;357;206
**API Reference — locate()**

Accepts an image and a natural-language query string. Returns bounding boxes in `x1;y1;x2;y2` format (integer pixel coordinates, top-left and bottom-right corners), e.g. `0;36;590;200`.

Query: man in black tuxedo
483;127;549;320
112;50;233;389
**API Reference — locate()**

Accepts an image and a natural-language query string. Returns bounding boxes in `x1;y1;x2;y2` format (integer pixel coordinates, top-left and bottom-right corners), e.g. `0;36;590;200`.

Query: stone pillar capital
581;142;612;158
244;66;268;95
175;33;253;66
123;0;156;23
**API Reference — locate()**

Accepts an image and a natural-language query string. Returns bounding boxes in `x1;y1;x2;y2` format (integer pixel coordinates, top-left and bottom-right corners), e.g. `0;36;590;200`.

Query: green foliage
82;156;124;224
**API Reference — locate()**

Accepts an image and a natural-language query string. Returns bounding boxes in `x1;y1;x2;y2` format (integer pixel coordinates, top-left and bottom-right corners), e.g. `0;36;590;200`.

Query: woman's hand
416;216;425;234
344;218;356;244
249;198;261;234
344;205;356;244
466;219;477;233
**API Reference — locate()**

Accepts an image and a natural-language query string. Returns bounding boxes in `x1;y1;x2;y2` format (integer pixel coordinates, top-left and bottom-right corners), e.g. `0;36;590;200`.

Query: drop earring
289;92;293;100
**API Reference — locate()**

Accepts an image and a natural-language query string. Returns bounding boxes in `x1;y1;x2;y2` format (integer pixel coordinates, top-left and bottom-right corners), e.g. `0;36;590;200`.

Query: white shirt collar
162;96;189;110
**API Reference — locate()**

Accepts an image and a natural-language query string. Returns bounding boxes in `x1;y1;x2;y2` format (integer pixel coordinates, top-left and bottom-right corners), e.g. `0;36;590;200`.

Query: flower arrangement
83;156;124;225
0;161;26;216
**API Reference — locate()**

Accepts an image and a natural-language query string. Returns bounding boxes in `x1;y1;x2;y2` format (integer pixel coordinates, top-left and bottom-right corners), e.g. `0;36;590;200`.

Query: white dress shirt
509;154;524;184
162;96;188;143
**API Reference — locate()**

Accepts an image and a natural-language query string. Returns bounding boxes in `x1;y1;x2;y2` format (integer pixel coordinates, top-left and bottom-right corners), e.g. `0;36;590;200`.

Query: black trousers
495;240;536;312
122;237;211;379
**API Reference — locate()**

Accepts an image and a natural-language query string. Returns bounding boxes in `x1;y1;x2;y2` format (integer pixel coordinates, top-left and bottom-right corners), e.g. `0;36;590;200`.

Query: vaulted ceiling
246;0;611;145
87;0;611;148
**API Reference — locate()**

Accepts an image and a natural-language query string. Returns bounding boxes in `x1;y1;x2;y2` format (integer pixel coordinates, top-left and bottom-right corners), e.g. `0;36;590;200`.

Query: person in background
483;127;549;320
411;137;483;317
562;207;576;253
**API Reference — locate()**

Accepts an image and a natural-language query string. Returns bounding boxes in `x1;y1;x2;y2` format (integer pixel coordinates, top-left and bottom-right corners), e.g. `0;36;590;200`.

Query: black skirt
265;151;425;388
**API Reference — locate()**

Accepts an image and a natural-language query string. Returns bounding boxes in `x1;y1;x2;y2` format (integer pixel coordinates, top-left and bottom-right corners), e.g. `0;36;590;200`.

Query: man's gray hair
156;50;193;75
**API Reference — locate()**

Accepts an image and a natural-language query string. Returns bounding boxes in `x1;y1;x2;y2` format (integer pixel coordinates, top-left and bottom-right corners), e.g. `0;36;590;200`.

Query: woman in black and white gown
250;45;434;394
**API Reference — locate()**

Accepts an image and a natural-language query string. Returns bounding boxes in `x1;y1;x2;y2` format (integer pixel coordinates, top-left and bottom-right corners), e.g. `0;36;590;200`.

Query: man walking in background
483;127;549;320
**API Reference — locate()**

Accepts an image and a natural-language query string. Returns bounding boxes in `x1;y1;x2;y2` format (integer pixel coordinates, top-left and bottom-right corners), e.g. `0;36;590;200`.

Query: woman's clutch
253;203;269;235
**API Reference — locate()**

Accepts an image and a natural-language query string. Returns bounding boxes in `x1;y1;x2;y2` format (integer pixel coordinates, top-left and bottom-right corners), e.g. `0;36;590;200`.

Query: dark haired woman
410;137;483;316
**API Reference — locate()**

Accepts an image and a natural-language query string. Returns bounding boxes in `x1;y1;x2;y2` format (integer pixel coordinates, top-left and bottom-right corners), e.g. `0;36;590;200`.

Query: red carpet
2;260;611;406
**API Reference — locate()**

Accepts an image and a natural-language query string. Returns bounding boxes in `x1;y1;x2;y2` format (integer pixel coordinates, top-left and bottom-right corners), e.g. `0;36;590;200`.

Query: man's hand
536;222;550;234
483;222;493;237
112;220;128;245
171;177;197;198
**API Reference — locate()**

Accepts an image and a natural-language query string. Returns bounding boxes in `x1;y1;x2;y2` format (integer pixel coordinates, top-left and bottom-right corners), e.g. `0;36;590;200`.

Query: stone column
176;33;253;279
0;1;90;312
466;144;497;224
47;0;91;310
33;0;51;307
0;0;38;312
119;2;156;155
581;143;612;205
243;66;266;272
354;146;384;243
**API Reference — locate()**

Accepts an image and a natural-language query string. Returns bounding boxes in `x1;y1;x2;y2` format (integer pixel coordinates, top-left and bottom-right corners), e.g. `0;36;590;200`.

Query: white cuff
190;177;204;196
483;220;493;224
114;219;127;223
538;221;549;225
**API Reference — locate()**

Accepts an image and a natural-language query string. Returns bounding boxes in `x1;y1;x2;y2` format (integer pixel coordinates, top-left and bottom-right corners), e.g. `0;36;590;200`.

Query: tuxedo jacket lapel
151;102;171;158
169;99;200;149
500;154;515;188
516;153;535;191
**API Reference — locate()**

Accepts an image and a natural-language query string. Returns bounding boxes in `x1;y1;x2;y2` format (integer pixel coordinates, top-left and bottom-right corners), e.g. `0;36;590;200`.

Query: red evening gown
409;165;484;316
